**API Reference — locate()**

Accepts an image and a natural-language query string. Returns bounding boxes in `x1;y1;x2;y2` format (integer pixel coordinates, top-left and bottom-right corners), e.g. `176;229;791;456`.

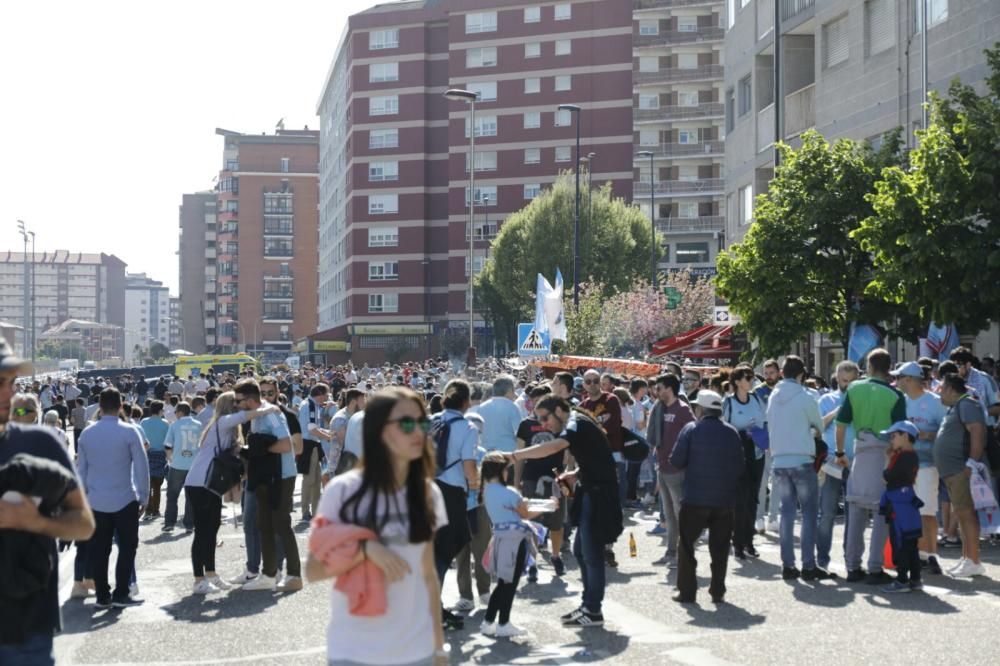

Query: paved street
56;482;1000;666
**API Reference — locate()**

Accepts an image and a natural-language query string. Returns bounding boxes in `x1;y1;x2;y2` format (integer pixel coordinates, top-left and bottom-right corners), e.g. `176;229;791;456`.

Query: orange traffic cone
883;537;895;570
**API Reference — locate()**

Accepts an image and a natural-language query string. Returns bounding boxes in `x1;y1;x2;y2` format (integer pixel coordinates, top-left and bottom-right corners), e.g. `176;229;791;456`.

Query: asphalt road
54;483;1000;665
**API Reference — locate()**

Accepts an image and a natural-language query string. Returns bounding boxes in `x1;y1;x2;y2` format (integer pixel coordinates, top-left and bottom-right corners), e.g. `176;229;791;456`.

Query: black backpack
430;413;465;474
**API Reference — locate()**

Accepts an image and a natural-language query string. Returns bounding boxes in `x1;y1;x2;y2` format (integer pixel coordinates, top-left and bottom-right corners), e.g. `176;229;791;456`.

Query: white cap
694;390;723;410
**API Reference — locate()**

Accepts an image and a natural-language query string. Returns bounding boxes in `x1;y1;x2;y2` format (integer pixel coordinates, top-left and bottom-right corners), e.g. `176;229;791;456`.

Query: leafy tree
384;337;412;366
149;341;170;361
556;282;609;357
477;172;663;349
715;129;916;359
856;45;1000;332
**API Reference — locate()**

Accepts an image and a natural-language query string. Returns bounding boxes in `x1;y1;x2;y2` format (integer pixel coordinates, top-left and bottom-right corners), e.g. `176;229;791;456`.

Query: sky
0;0;377;294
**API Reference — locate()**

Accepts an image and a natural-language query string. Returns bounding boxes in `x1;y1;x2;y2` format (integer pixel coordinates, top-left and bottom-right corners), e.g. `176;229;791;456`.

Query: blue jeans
615;461;627;507
572;492;605;614
164;467;193;529
816;474;845;569
0;633;54;665
775;464;818;570
243;483;284;575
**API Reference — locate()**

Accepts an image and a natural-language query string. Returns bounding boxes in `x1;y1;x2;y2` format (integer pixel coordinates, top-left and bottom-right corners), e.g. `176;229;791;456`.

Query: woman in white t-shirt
307;387;448;666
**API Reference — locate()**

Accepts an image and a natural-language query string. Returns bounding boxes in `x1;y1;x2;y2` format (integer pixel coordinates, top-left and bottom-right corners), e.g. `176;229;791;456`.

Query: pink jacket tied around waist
309;516;386;616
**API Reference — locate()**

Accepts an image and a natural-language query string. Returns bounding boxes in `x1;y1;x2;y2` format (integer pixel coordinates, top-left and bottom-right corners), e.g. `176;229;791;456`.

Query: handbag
621;427;650;462
206;420;245;498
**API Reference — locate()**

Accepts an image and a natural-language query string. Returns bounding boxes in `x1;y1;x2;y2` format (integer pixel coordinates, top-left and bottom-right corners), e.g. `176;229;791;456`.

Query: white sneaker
480;620;497;636
192;580;216;595
207;575;232;590
495;622;528;638
946;557;967;574
453;598;475;612
478;592;491;606
277;575;303;592
951;559;986;578
241;574;277;591
129;583;139;598
228;569;258;585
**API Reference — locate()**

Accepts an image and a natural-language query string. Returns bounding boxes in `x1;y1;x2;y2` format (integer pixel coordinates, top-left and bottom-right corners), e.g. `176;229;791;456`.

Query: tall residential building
317;0;634;363
124;273;170;365
0;250;127;357
168;297;183;351
632;0;726;276
178;191;217;354
214;127;320;359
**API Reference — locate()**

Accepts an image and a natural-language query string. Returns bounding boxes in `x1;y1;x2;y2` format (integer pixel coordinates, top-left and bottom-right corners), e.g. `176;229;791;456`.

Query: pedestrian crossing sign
517;323;550;357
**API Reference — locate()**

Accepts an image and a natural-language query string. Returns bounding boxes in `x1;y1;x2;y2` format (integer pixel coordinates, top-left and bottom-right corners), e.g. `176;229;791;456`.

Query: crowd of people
1;337;998;664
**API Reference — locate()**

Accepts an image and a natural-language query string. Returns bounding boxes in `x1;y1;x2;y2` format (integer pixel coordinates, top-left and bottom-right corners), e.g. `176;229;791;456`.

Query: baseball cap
890;361;924;379
880;420;919;439
694;390;723;410
0;339;31;375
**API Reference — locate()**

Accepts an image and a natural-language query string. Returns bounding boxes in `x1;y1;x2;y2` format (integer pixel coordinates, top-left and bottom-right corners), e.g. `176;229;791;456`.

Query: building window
369;128;399;149
676;242;710;263
369;261;399;281
369;95;399;116
368;227;399;247
525;77;541;94
866;0;895;55
639;93;659;109
678;16;698;32
678;53;698;69
369;29;399;50
280;157;290;173
555;146;571;162
554;75;571;91
739;184;754;224
465;11;497;34
524;6;540;23
639;129;658;146
678;91;699;107
524;148;541;164
467;81;497;102
525;42;541;58
823;15;849;68
465;255;487;277
555;109;572;126
368;194;399;215
639;56;659;73
263;239;294;257
369;62;399;83
466;47;497;68
678;130;699;145
555;39;572;56
554;3;571;20
368;161;399;182
913;0;948;32
465;151;497;172
465;115;498;138
639;19;659;36
523;111;541;129
678;201;698;218
678;164;698;181
524;183;541;199
465;186;498;206
368;293;399;313
725;87;736;132
738;75;751;116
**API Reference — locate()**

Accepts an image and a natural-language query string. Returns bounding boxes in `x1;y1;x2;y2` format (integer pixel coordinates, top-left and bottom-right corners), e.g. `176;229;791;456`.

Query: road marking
664;646;740;665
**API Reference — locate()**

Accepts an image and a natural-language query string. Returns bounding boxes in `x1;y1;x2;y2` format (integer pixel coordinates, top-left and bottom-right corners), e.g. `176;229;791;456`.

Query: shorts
521;478;566;531
943;471;974;511
915;467;939;517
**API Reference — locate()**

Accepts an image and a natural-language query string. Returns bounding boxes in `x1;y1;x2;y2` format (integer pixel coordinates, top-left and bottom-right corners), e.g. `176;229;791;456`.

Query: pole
468;98;476;358
573;115;581;310
19;224;28;361
649;153;656;287
921;0;928;130
30;231;36;378
587;160;593;232
773;0;782;168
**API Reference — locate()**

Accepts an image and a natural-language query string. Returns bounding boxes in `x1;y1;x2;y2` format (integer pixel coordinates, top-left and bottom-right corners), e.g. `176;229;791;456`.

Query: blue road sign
517;323;550;356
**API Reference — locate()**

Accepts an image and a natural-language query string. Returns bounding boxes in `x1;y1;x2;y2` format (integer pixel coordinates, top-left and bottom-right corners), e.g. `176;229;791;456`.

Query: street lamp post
586;152;596;228
558;104;582;308
636;151;658;287
17;221;28;361
445;88;480;364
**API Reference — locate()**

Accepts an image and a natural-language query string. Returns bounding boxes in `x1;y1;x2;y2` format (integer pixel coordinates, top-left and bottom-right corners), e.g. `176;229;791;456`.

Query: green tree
477;172;662;349
555;281;609;357
855;45;1000;332
149;341;170;361
715;129;916;359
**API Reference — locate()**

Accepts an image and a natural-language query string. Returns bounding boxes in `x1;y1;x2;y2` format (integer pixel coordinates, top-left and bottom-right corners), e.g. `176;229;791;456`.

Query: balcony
218;208;238;220
263;248;294;258
634;102;724;123
634;179;724;197
634;0;721;9
781;0;815;21
634;65;723;86
757;103;776;153
217;223;239;238
263;224;294;236
636;140;724;158
263;288;294;300
655;216;724;234
262;311;293;322
634;28;724;48
465;223;499;242
784;83;815;137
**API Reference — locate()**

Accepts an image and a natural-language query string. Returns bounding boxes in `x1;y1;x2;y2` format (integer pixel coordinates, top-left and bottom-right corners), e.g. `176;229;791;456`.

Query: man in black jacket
669;390;744;604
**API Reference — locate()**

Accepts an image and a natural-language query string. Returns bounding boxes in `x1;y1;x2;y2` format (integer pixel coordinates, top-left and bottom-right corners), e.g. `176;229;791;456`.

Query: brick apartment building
315;0;635;363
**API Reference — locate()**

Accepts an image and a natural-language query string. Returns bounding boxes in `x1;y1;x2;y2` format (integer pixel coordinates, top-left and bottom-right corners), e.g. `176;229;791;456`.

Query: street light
28;230;36;376
558;104;582;308
445;88;480;364
636;151;658;287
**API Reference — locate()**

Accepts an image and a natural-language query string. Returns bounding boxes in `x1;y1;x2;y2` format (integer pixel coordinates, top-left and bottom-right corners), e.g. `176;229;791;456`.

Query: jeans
244;481;285;575
733;456;765;551
164;467;193;529
300;446;322;518
757;451;781;523
91;501;140;603
572;491;605;615
816;474;846;569
484;542;526;625
775;464;818;570
676;503;734;601
0;633;54;666
186;486;222;577
256;477;300;578
657;470;684;556
456;506;492;600
845;502;888;573
615;461;627;507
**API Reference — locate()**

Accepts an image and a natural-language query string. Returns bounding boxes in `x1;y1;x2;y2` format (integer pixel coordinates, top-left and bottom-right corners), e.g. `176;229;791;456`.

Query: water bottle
629;531;637;558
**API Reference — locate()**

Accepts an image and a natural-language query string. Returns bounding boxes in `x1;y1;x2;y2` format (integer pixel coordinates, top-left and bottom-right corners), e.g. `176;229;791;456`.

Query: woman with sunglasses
722;365;767;560
306;387;448;666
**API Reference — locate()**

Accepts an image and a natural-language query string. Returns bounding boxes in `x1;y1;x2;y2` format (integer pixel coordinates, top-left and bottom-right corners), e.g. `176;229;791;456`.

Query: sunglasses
583;379;599;385
13;407;36;417
389;416;432;434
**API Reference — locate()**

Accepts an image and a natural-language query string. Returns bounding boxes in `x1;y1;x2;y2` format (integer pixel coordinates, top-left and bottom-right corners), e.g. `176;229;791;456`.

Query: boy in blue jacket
879;421;924;593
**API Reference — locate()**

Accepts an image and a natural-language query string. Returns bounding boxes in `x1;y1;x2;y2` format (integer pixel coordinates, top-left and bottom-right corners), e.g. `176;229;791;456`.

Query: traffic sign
517;323;550;356
713;306;741;325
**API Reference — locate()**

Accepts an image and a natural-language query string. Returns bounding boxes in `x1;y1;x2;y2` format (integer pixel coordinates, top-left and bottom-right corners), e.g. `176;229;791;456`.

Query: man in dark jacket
669;390;744;604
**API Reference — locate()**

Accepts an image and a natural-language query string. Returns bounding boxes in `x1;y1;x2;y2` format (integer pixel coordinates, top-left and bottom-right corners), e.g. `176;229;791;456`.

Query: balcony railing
757;103;776;153
637;140;724;157
263;225;294;236
634;179;724;196
263;248;294;258
781;0;815;21
634;65;723;85
784;83;815;137
218;223;239;237
263;311;293;321
634;27;724;48
634;0;720;9
655;216;724;234
634;102;724;122
263;289;294;299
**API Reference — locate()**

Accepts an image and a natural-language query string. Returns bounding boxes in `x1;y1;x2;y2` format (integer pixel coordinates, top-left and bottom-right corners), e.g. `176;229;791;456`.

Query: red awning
650;325;734;359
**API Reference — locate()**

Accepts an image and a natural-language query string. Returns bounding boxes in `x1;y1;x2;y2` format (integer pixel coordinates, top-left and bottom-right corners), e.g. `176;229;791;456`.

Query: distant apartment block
124;273;170;365
178;191;217;354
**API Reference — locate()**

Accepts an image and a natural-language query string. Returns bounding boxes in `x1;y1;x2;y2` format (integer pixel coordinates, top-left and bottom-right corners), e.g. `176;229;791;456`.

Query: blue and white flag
847;323;882;364
534;269;567;342
920;323;960;361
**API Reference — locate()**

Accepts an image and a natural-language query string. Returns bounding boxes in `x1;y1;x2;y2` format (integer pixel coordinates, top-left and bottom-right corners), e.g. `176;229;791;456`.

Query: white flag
534;269;567;342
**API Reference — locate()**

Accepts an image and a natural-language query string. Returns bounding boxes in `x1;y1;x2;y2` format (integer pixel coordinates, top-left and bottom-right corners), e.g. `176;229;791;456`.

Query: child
879;421;924;593
479;451;541;638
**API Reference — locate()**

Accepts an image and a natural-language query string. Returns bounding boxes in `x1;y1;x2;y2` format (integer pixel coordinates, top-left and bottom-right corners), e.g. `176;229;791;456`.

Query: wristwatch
835;451;845;458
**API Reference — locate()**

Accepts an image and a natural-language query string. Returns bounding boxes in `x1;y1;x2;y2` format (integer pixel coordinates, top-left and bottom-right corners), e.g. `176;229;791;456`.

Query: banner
534;268;567;342
847;323;882;364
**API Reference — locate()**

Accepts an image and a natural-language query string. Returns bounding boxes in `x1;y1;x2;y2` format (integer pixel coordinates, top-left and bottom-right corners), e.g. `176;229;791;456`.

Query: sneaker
129;583;139;598
551;555;566;576
527;565;538;583
564;611;603;627
228;569;258;585
671;593;695;604
951;559;986;578
442;609;464;630
192;579;216;595
604;549;618;568
560;607;585;623
745;545;760;558
939;536;962;548
241;574;277;591
647;524;666;536
495;622;528;638
652;553;674;566
802;568;836;581
94;599;113;610
162;524;174;532
277;575;303;592
782;567;800;580
909;581;924;591
479;620;497;636
207;575;233;590
866;570;894;585
882;581;912;594
946;557;967;574
478;592;492;607
754;518;765;534
846;569;867;583
70;582;91;599
453;598;475;612
734;548;747;561
112;596;143;609
926;556;943;575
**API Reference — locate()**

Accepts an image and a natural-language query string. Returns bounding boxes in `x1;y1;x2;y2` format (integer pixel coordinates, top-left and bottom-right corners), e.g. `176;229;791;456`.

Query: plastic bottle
629;531;637;558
